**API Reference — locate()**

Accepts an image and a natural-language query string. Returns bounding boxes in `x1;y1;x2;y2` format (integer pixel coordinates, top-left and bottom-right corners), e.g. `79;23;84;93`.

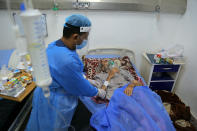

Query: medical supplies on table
0;70;33;97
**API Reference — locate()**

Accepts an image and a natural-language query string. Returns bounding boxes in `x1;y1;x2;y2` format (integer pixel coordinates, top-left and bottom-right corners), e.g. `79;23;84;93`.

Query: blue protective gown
26;39;98;131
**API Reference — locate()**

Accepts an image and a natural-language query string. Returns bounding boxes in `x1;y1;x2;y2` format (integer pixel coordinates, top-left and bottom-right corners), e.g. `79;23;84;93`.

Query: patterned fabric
91;96;109;104
83;56;142;83
82;55;144;104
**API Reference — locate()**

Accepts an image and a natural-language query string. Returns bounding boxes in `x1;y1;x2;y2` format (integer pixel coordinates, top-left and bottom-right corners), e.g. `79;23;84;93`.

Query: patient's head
101;59;110;73
100;59;123;73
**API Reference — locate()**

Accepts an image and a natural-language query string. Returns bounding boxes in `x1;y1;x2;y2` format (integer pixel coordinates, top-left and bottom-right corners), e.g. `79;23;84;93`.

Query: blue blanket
90;85;175;131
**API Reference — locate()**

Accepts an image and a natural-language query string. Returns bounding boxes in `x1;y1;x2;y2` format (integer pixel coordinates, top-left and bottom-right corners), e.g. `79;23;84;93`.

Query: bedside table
140;53;184;92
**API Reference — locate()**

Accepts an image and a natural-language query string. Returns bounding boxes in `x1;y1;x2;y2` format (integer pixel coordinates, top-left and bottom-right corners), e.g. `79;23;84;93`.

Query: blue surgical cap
64;14;91;28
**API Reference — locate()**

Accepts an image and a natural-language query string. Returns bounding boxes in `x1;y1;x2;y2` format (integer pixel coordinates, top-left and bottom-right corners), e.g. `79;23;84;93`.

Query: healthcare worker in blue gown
26;14;106;131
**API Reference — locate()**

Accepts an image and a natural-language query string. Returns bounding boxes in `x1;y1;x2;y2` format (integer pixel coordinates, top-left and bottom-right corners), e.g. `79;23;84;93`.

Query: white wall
0;0;197;117
172;0;197;118
0;11;16;49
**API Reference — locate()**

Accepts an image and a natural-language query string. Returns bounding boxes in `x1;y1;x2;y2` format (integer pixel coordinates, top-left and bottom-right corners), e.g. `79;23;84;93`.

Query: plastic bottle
20;9;52;97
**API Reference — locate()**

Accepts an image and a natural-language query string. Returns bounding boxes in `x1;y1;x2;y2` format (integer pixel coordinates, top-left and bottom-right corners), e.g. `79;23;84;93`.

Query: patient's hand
124;80;142;96
124;83;135;96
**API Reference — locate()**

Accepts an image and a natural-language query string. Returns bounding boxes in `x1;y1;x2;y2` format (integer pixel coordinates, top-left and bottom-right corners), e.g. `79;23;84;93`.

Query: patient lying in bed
88;59;142;100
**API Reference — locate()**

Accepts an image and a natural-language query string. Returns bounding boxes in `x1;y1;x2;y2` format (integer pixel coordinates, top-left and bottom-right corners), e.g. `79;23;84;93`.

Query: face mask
76;40;88;49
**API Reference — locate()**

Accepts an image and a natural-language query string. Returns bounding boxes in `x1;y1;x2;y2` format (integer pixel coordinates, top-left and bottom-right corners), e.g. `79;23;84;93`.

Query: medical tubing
6;0;14;25
46;96;75;131
24;0;33;9
42;86;50;98
104;88;108;100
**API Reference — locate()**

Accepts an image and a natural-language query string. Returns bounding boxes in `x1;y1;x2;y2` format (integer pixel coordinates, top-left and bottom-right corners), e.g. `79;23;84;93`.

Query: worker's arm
52;55;106;97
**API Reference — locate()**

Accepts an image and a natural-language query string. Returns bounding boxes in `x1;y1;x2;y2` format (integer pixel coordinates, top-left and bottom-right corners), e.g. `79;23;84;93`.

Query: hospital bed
79;48;146;114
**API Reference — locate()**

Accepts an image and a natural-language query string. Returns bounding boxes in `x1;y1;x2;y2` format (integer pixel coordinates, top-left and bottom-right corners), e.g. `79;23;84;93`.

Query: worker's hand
97;89;106;99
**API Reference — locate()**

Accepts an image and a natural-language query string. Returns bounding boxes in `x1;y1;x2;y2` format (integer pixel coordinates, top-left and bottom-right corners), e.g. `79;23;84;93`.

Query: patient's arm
102;67;120;90
133;79;143;86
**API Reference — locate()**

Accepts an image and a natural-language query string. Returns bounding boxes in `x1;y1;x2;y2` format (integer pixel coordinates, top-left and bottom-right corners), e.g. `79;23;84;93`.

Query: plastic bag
166;44;184;58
